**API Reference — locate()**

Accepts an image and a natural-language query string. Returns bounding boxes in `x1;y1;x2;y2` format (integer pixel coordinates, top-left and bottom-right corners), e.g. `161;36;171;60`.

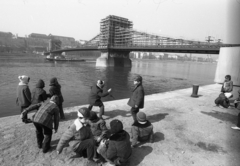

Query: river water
0;53;217;118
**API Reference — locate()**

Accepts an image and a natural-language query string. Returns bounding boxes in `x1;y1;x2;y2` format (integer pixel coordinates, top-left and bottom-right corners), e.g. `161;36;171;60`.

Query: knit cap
137;112;147;122
97;80;105;88
18;75;30;84
134;75;142;82
110;119;123;134
50;77;58;86
78;107;90;118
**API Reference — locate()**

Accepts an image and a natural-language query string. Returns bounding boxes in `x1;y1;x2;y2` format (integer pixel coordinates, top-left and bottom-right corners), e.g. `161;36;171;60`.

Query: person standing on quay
48;77;65;120
31;79;48;104
16;75;32;123
21;95;60;153
127;75;145;122
88;80;112;119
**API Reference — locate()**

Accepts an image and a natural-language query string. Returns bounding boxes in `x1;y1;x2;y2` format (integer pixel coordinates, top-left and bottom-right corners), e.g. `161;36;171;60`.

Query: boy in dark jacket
56;107;98;165
97;119;132;166
131;112;154;147
48;77;65;119
88;80;112;119
87;111;109;143
127;75;145;122
21;96;60;153
31;79;47;104
16;75;32;123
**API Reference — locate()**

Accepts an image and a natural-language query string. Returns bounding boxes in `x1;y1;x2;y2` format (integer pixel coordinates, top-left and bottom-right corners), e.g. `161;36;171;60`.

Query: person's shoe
24;119;32;124
42;146;51;153
231;126;240;130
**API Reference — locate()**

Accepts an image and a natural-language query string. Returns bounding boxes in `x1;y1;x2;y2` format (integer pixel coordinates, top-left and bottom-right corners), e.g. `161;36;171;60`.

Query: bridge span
48;15;240;71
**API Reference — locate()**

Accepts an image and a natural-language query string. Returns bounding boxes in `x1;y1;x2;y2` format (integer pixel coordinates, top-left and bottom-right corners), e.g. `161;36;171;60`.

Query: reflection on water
0;54;217;117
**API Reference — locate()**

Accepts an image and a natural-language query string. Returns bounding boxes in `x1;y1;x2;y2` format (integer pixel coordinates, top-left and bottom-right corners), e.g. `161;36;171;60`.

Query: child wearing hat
131;112;154;148
56;107;98;165
31;79;48;104
127;75;145;122
97;119;132;166
88;80;112;119
48;77;65;119
87;111;109;143
16;75;32;123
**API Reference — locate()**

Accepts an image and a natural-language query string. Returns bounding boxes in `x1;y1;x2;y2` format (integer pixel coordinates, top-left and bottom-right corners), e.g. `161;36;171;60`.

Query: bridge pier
214;1;240;86
96;50;132;67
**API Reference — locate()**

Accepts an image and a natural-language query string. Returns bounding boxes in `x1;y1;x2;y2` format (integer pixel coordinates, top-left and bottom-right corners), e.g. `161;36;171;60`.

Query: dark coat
88;85;109;105
16;84;31;107
127;84;145;108
215;93;230;108
101;130;132;165
49;84;64;103
131;120;154;146
31;80;47;104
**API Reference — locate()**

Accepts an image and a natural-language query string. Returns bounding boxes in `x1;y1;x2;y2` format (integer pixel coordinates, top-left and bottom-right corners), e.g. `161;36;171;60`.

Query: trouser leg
88;105;93;111
42;125;53;153
75;138;95;160
58;103;65;119
237;113;240;128
99;105;104;118
131;107;139;122
21;106;29;121
33;123;44;148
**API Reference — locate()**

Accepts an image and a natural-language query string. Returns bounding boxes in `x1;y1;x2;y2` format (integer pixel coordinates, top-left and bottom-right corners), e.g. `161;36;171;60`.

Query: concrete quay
0;84;240;166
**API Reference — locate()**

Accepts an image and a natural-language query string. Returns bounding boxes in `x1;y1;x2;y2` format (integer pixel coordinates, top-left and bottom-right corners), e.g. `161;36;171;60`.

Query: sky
0;0;236;43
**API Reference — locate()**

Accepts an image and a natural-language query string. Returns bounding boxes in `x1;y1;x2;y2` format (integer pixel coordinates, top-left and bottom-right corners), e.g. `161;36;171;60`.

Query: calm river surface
0;53;217;118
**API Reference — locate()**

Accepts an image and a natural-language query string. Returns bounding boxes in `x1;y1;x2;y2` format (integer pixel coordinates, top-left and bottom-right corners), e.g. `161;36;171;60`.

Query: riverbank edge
1;83;240;166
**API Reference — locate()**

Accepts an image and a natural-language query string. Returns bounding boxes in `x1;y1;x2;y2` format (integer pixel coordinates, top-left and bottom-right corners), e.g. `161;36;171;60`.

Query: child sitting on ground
87;111;109;143
221;75;233;99
131;112;154;147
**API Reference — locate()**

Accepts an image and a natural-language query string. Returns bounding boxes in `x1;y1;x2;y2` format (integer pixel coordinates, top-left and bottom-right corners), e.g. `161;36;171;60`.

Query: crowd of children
18;75;154;166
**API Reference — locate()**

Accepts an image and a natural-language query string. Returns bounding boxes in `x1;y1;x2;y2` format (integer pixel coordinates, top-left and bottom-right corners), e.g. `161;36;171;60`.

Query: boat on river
45;55;86;62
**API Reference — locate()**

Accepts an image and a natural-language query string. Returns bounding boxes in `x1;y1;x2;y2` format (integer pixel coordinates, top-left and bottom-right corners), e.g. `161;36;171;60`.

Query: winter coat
23;101;59;130
16;85;31;107
49;84;64;103
127;84;145;108
101;130;132;165
215;93;230;108
31;80;47;104
56;120;92;153
87;117;109;141
88;85;109;105
131;120;154;147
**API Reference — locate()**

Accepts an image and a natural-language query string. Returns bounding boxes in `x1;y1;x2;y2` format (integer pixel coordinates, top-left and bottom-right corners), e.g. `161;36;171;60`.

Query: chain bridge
48;15;240;67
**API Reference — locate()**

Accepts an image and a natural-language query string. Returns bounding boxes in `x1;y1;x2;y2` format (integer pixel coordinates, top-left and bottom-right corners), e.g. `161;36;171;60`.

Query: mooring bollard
191;84;199;97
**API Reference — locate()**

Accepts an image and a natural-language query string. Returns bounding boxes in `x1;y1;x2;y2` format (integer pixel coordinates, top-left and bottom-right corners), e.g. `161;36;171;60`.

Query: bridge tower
214;1;240;86
96;15;133;67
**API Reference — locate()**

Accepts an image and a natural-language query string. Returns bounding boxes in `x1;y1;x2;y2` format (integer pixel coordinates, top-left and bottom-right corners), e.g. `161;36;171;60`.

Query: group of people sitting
214;75;240;131
18;75;154;166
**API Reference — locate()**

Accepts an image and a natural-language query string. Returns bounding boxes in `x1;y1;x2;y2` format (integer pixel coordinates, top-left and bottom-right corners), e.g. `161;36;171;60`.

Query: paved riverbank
1;84;240;166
